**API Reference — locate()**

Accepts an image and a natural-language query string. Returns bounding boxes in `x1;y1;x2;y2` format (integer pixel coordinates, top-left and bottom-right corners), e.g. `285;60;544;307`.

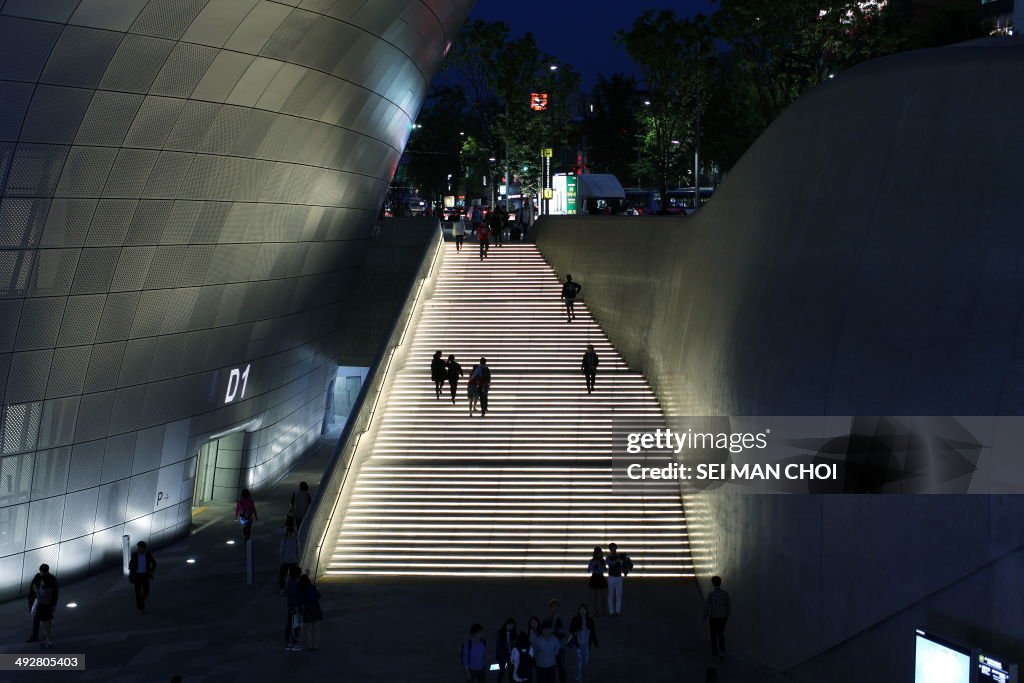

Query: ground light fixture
226;540;235;545
186;558;196;564
66;602;78;608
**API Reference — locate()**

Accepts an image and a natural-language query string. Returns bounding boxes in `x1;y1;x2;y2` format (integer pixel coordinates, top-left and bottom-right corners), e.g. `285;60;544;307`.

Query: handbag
291;613;302;629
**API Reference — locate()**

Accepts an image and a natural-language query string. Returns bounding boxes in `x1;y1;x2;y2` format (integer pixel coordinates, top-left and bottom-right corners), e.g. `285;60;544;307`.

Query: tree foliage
442;19;581;199
616;11;715;207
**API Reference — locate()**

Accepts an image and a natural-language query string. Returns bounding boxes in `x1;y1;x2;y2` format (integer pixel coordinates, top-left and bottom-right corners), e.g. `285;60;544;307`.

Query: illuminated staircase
328;241;693;577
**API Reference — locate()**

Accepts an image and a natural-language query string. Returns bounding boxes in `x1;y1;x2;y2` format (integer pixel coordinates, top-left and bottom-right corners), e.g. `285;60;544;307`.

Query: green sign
566;173;578;215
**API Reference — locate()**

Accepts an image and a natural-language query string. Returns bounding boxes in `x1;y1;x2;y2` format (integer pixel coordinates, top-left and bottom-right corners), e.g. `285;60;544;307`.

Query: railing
299;226;444;578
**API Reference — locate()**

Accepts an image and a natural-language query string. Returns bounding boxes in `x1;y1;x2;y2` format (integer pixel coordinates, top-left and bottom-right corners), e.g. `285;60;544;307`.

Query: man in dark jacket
26;563;58;644
561;275;582;322
472;358;492;417
582;345;599;394
446;355;464;405
703;575;732;661
431;350;447;399
128;541;157;614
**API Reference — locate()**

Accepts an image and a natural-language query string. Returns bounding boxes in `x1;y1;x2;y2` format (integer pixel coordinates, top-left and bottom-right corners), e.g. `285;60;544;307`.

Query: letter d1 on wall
225;364;252;404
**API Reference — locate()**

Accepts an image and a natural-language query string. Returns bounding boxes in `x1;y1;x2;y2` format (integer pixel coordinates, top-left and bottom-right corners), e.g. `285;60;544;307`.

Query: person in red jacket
476;221;491;260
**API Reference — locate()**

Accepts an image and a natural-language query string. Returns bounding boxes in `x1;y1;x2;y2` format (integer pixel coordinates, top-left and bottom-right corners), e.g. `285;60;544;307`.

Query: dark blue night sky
468;0;717;86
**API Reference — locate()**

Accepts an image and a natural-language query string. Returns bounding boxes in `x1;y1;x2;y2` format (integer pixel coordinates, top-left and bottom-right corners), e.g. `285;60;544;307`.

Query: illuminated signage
979;653;1017;683
566;173;578;214
530;93;549;111
225;364;251;404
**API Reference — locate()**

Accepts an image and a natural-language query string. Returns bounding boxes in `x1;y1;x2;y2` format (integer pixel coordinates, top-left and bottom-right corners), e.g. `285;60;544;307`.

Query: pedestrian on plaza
521;200;534;241
446;355;464;405
431;350;447;399
453;214;468;251
606;543;633;616
285;565;303;651
587;547;608;617
703;575;732;662
533;620;561;683
278;525;300;595
471;204;484;228
128;541;157;615
298;573;323;651
510;631;535;683
469;358;492;417
468;363;482;417
462;623;488;683
526;615;542;647
496;618;518;683
235;489;258;541
494;205;508;246
26;563;58;647
568;604;599;683
476;221;491;260
510;209;522;241
581;345;599;394
488;206;502;247
561;275;582;323
547;600;568;683
289;481;313;531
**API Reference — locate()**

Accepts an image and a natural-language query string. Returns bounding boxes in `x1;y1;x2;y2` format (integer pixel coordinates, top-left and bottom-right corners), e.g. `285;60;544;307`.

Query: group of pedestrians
23;538;158;648
432;352;492;416
452;204;523;260
462;544;632;683
463;600;599;683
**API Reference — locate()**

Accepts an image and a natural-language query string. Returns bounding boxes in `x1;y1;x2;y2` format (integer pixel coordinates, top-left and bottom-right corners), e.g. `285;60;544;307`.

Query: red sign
530;93;549;111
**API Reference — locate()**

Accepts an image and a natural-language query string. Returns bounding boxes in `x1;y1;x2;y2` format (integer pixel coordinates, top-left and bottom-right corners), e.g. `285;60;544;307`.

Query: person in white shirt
453;215;467;251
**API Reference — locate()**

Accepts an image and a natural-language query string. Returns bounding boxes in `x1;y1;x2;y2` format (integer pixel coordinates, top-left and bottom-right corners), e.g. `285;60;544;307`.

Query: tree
711;0;908;126
583;75;643;184
404;85;470;202
616;11;716;210
443;20;581;202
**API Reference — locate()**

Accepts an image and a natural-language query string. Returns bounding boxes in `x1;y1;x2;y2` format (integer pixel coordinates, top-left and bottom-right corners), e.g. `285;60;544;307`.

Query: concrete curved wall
536;38;1024;680
0;0;471;600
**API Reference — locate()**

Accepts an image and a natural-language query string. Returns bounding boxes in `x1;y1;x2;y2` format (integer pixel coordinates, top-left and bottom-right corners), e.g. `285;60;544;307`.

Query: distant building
980;0;1019;33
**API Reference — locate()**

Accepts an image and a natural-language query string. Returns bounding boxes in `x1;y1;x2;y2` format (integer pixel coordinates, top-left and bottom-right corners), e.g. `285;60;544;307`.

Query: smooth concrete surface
334;217;440;367
0;429;789;683
535;38;1024;680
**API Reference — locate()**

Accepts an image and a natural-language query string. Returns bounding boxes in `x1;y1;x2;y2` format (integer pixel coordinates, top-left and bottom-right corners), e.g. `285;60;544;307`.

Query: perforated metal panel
0;0;472;599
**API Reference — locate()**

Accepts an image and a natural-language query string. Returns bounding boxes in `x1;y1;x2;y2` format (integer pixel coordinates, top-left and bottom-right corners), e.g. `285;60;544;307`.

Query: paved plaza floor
0;433;789;683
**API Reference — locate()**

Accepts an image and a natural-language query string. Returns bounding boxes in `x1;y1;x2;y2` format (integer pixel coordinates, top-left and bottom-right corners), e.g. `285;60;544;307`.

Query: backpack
622;555;634;576
515;646;534;679
461;639;485;667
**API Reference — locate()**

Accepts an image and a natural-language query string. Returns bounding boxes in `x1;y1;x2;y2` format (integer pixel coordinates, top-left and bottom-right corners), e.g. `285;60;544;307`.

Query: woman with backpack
510;631;535;682
235;488;258;541
298;573;323;651
431;350;447;400
587;546;608;617
496;618;518;683
568;604;599;682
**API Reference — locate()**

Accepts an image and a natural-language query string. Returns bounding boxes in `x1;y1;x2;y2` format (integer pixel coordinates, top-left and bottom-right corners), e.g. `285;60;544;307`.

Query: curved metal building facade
0;0;471;599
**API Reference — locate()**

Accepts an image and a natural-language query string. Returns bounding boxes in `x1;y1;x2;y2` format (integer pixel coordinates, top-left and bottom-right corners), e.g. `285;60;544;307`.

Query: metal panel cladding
0;0;472;599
